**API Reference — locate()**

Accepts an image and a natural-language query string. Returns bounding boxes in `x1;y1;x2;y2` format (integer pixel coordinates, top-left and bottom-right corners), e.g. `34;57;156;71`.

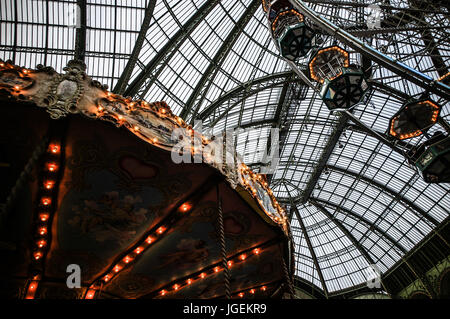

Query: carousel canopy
0;0;449;297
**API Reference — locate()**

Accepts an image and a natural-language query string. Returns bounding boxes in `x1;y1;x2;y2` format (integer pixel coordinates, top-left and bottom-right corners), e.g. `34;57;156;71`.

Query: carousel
0;59;294;299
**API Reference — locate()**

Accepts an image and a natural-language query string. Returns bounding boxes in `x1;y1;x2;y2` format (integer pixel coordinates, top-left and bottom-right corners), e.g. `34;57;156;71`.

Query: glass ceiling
1;0;449;296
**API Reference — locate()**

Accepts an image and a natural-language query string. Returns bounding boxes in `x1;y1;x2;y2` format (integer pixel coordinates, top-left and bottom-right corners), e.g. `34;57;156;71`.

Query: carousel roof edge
0;59;289;233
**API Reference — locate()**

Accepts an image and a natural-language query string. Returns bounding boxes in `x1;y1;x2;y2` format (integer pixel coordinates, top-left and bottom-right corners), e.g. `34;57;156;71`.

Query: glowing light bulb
33;251;42;260
238;292;244;298
113;265;121;272
227;261;233;268
187;279;192;285
253;248;260;255
157;226;165;235
239;254;246;261
135;247;143;254
261;286;266;291
160;290;166;296
39;213;49;222
41;197;51;206
39;227;47;235
124;256;132;263
214;267;220;273
200;273;206;279
250;289;255;294
146;236;153;244
173;284;179;290
85;289;96;299
46;163;58;172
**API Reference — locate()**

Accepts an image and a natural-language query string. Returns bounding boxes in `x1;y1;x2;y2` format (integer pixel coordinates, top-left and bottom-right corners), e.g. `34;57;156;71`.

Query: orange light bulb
179;203;191;212
253;248;260;255
239;254;246;261
200;273;206;279
41;197;51;206
37;240;46;248
49;144;60;154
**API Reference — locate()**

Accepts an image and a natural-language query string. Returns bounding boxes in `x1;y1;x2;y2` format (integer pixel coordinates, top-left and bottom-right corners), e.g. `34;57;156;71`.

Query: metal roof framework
0;0;449;296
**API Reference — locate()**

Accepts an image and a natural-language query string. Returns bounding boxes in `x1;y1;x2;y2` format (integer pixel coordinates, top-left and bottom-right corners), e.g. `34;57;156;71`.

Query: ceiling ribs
123;0;221;98
113;0;157;95
74;0;87;61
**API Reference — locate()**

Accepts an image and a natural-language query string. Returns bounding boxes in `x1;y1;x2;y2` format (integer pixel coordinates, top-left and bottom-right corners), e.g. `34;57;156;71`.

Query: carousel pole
288;0;450;101
217;184;231;299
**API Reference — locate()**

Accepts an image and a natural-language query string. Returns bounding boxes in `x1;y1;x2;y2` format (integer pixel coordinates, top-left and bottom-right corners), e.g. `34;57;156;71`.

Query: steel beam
123;0;221;98
198;71;295;123
113;0;157;94
310;198;407;255
311;200;392;296
291;204;329;297
327;166;439;227
298;114;348;204
75;0;87;61
180;0;261;121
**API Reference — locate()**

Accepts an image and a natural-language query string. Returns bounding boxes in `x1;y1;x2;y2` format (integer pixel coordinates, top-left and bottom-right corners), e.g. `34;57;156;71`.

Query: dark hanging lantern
278;21;316;60
415;135;450;183
262;1;315;60
309;46;349;84
309;46;369;110
319;66;370;110
388;99;441;140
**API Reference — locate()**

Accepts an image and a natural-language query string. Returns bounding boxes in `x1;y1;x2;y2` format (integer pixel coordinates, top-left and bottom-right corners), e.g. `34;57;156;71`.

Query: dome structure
0;0;449;299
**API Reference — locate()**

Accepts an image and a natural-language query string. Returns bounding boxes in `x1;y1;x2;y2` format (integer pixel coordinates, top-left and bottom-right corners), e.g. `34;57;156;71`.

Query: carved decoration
0;59;288;232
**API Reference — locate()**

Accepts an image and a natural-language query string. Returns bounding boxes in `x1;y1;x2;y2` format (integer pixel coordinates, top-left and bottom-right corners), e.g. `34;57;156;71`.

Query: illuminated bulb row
239;166;287;225
234;285;268;299
84;202;192;299
158;247;262;297
25;142;62;299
